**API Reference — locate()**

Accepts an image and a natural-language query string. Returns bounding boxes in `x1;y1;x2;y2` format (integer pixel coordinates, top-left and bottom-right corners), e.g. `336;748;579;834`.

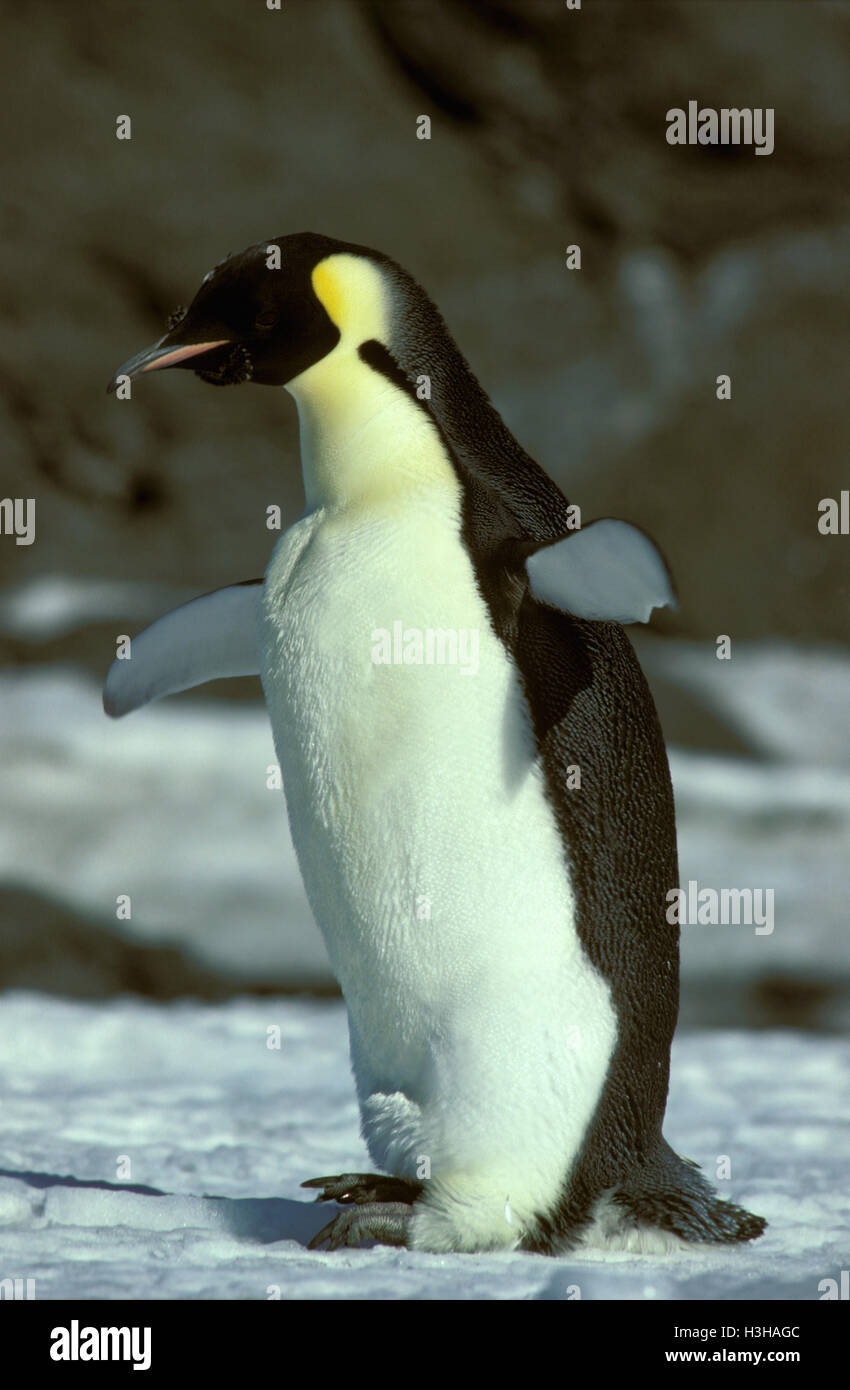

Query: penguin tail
610;1141;767;1245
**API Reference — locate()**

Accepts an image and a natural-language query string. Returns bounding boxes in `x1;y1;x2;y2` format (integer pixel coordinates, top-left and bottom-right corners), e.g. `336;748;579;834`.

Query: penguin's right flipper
525;518;677;624
103;579;263;718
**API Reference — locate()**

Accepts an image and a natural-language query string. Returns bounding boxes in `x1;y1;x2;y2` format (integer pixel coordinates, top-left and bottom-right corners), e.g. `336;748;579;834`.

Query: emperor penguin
105;232;766;1255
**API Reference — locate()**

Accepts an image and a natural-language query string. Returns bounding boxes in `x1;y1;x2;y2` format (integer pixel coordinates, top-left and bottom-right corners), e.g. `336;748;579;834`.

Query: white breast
259;311;617;1250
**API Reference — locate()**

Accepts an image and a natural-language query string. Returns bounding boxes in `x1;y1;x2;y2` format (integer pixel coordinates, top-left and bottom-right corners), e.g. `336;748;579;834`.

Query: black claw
307;1201;413;1251
307;1216;344;1251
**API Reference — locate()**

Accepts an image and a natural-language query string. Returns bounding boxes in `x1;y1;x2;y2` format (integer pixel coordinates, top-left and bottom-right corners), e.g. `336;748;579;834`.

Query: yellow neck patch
291;254;455;513
311;253;389;342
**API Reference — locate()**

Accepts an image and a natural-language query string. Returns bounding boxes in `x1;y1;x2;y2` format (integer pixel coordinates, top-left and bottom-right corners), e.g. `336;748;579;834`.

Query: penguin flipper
103;580;263;718
525;518;677;624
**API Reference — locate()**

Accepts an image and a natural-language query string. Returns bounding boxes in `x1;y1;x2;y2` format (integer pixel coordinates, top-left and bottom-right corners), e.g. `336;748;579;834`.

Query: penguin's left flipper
103;579;263;718
307;1201;413;1251
525;518;677;624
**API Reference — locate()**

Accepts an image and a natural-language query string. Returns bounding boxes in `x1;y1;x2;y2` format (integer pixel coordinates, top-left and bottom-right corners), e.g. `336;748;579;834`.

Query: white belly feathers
260;473;617;1250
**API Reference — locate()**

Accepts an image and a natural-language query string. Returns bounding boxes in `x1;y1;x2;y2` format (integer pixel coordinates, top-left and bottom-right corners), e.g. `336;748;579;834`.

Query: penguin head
107;232;399;395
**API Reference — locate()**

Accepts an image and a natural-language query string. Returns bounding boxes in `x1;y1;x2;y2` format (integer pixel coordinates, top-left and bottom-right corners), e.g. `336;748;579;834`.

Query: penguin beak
107;337;231;394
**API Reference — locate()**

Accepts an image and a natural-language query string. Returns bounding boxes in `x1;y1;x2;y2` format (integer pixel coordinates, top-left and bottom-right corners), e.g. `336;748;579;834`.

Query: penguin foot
307;1201;413;1251
610;1144;767;1246
301;1172;424;1206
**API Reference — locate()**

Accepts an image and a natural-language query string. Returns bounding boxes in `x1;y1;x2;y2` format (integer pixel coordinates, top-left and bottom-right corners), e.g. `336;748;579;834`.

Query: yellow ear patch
311;254;390;342
312;260;346;331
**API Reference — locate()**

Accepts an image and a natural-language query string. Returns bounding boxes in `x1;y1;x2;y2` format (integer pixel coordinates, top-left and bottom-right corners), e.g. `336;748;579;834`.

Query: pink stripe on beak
139;339;230;372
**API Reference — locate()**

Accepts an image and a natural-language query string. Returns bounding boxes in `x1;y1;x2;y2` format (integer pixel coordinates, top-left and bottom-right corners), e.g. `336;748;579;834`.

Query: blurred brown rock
2;0;848;664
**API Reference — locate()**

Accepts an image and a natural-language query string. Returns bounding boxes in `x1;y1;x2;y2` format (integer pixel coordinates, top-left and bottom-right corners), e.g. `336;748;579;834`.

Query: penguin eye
254;310;278;331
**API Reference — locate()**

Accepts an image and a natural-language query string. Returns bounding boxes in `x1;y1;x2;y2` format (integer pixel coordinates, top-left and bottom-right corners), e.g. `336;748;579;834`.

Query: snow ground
2;654;849;1015
1;992;847;1300
0;643;847;1297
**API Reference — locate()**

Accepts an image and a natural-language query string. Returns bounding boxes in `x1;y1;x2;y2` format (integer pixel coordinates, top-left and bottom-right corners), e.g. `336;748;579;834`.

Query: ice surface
0;668;326;983
1;993;846;1300
1;654;848;1000
0;576;193;643
0;648;847;1297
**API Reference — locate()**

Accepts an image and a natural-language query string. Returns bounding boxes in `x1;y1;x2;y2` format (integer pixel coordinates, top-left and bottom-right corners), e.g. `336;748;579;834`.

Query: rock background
1;0;848;1018
2;0;849;655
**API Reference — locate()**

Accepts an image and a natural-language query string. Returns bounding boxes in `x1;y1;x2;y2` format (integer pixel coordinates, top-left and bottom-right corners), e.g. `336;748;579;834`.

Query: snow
0;668;326;984
648;641;850;769
2;651;848;997
0;575;193;643
1;992;847;1300
0;644;847;1296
